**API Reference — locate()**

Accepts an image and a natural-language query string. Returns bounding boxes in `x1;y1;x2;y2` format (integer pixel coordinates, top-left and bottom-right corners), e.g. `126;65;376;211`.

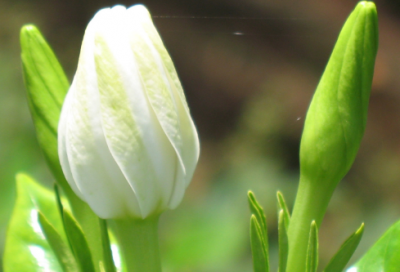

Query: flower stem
286;177;333;272
110;215;161;272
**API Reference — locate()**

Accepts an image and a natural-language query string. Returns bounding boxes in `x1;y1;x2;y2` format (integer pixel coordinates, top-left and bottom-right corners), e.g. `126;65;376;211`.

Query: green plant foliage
278;209;289;272
20;25;70;194
277;191;290;229
99;219;117;272
306;221;318;272
250;215;269;272
248;191;268;246
38;212;79;272
63;210;96;272
3;174;64;271
348;220;400;272
323;223;364;272
248;191;269;272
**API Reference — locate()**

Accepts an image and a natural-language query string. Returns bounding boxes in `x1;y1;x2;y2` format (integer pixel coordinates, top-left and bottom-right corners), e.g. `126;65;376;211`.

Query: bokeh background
1;0;400;271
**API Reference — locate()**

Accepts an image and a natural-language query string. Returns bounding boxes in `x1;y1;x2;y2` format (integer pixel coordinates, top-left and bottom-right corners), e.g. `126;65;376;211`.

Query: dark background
2;0;400;271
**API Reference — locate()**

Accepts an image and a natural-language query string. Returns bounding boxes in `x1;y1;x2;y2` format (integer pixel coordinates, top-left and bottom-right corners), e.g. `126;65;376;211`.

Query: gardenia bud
287;2;378;272
58;5;200;219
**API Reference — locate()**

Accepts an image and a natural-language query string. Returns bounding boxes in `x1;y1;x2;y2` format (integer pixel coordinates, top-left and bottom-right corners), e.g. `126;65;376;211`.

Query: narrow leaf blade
278;209;289;272
348;220;400;272
248;191;268;247
306;221;318;272
38;212;80;272
324;223;364;272
99;219;117;272
63;210;96;272
250;215;269;272
277;191;290;230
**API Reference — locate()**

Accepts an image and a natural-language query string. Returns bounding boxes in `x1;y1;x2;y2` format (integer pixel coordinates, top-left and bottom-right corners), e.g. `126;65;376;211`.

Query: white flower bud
58;5;200;219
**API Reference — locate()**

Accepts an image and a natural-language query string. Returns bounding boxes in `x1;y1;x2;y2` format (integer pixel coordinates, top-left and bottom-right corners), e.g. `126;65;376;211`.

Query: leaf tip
356;222;365;235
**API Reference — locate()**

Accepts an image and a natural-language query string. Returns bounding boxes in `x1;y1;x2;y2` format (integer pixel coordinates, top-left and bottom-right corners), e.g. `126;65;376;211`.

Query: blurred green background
2;0;400;271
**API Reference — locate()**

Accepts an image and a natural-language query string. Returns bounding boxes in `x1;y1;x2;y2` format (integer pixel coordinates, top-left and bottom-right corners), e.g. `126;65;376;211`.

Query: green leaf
20;24;69;192
250;215;269;272
277;191;290;229
38;212;80;272
306;221;318;272
99;219;117;272
278;209;289;272
348;220;400;272
20;24;109;272
3;174;65;271
248;191;268;246
324;223;364;272
63;210;96;272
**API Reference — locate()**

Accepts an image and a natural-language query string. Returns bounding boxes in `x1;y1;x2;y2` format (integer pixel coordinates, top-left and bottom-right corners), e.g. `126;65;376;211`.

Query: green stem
286;177;334;272
110;215;162;272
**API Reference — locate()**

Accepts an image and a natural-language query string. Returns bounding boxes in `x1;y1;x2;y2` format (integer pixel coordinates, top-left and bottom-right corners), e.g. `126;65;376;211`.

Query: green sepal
278;209;289;272
248;191;268;246
323;223;364;272
38;211;80;272
349;220;400;272
63;210;96;272
3;174;64;272
250;215;269;272
99;219;117;272
277;191;290;229
306;221;318;272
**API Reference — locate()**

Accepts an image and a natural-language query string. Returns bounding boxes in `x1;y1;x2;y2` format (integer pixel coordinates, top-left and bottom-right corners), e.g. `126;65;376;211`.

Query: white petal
62;9;142;218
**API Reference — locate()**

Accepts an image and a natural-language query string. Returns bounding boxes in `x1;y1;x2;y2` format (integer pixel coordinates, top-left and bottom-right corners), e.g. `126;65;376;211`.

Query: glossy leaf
38;212;79;272
306;221;318;272
348;220;400;272
3;174;64;271
277;191;290;229
278;209;289;272
324;223;364;272
63;210;96;272
250;215;269;272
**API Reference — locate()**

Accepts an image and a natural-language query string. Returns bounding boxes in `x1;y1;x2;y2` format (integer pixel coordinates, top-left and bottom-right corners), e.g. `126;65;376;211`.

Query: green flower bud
287;2;378;272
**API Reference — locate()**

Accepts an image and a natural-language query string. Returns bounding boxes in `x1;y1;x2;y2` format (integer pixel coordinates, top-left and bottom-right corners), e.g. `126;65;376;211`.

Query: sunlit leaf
63;210;96;272
324;223;364;272
38;212;79;272
20;25;69;193
3;174;64;271
348;220;400;272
